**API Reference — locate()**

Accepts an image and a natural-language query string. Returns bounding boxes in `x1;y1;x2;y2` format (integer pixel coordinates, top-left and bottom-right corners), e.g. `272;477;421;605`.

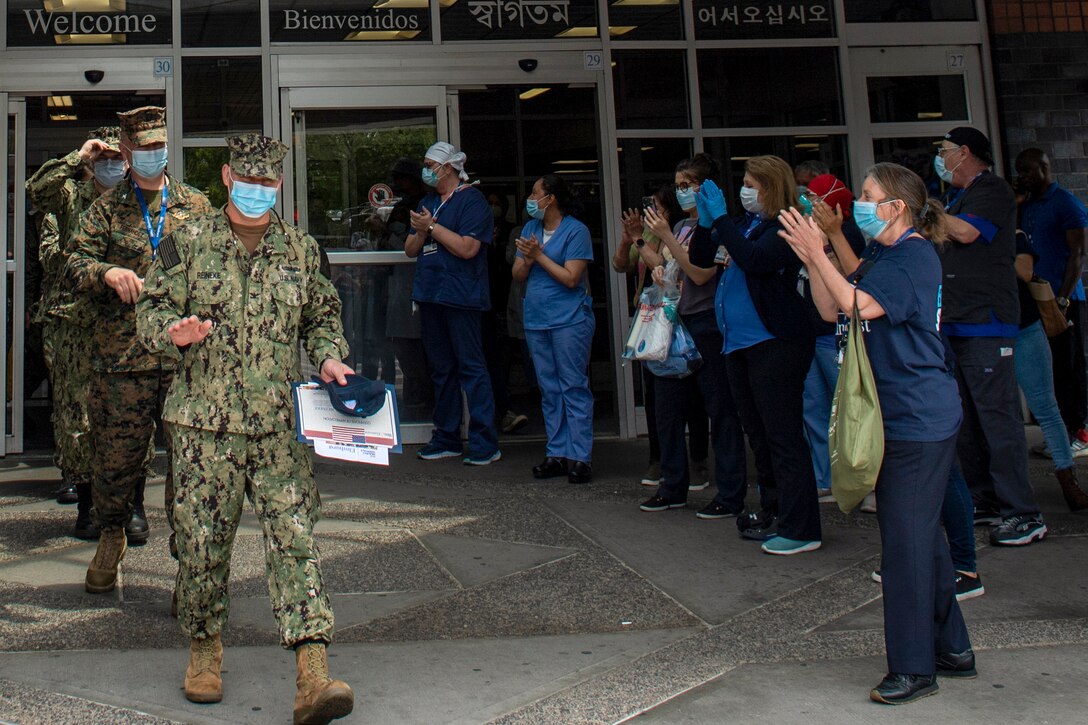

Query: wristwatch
1057;296;1071;308
427;221;436;235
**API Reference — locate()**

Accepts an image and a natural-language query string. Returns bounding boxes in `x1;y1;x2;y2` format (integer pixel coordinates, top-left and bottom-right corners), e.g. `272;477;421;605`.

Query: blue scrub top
1021;182;1088;301
411;185;493;311
852;236;963;442
715;216;774;354
518;216;594;331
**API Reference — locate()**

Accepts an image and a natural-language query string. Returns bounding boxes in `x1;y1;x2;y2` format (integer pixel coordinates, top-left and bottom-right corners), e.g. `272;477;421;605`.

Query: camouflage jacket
33;213;60;324
25;150;99;324
66;175;213;373
136;209;348;435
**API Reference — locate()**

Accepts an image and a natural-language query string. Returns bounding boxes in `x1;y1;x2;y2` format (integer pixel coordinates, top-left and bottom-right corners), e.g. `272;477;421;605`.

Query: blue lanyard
943;172;985;212
131;180;168;257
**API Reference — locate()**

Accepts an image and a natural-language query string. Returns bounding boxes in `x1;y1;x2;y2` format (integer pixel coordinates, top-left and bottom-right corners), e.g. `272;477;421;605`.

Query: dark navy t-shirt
852;236;963;442
411;185;493;311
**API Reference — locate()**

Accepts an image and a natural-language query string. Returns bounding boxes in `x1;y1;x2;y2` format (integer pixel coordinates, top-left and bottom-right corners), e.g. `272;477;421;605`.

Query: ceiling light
608;26;637;36
640;146;654;151
554;169;594;174
47;95;73;108
552;159;597;165
44;0;125;10
794;143;821;150
49;114;78;121
344;30;422;40
730;156;752;162
917;112;944;119
519;88;551;100
54;33;126;44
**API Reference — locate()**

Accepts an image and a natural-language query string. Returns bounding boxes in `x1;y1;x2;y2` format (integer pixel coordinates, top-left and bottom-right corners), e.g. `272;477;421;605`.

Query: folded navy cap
322;374;386;417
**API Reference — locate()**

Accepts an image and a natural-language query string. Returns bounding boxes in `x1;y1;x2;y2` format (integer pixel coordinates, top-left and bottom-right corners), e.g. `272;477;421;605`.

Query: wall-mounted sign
269;1;431;42
693;1;834;40
442;0;597;41
7;0;171;47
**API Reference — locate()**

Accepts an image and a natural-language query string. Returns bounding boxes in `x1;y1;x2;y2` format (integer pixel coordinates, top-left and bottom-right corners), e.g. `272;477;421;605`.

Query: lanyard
943;172;985;212
131;179;169;257
428;183;470;223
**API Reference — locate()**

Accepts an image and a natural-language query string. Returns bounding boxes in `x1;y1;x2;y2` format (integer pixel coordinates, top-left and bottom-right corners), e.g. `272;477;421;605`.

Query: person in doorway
794;159;830;195
66;106;213;593
513;175;595;483
26;126;126;531
137;134;354;722
780;162;974;705
405;141;500;465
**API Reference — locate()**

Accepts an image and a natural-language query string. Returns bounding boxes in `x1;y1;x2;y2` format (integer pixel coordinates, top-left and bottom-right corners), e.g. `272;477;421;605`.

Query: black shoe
736;509;778;540
73;483;99;540
870;673;938;704
125;504;150;545
936;649;976;678
532;457;568;479
568;461;593;484
55;484;79;505
640;495;686;512
696;501;742;520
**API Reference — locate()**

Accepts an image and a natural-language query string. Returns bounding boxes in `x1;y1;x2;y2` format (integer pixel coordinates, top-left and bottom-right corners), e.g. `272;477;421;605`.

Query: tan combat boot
293;642;354;725
85;527;127;593
184;634;224;703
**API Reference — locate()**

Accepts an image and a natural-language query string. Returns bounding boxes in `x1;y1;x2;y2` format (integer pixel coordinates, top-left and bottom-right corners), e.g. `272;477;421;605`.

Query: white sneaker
688;460;710;491
640;463;663;486
1072;437;1088;459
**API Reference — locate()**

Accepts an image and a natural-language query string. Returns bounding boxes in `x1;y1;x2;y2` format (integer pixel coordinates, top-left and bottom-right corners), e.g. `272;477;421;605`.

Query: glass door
848;46;990;196
282;87;446;444
3;98;27;456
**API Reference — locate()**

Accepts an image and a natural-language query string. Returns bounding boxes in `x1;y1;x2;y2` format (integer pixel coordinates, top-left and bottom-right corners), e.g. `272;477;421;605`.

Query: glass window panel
698;48;842;128
866;75;968;124
843;0;976;22
872;136;949;197
182;57;263;138
607;0;684;41
183;0;261;47
269;0;431;42
613;50;689;130
441;0;598;41
299;108;436;252
6;0;171;47
693;0;834;40
704;135;850;214
183;147;231;208
616;137;692;212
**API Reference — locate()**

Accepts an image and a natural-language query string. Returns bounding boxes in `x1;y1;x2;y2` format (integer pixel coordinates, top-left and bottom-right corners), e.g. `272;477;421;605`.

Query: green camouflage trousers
41;319;93;484
89;370;174;531
168;424;334;648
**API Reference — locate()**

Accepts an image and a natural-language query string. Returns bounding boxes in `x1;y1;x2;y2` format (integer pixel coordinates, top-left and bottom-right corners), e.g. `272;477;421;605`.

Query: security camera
518;59;538;73
84;70;105;84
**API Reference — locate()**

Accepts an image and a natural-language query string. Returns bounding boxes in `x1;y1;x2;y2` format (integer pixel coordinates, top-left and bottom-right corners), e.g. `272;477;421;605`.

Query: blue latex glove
696;179;728;228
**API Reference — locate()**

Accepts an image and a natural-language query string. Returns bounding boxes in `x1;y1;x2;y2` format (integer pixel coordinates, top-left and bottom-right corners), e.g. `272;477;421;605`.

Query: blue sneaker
417;443;461;460
463;449;502;466
761;536;822;556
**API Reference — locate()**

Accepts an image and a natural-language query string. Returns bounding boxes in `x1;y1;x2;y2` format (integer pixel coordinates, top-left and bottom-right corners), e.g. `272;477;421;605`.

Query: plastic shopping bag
829;294;884;514
623;284;674;362
646;320;704;378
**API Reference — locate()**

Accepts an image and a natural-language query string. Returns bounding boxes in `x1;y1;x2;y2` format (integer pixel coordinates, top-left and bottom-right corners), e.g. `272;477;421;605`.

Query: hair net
424;141;469;182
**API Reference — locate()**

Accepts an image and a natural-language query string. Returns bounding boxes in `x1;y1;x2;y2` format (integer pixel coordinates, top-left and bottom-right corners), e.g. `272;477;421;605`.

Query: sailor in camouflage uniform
26;126;127;532
66;107;213;594
136;133;355;724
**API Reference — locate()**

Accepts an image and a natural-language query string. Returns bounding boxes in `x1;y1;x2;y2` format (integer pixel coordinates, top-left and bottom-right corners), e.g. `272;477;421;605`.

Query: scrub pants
419;302;498;457
525;314;595;463
950;336;1040;518
877;435;972;675
802;337;839;491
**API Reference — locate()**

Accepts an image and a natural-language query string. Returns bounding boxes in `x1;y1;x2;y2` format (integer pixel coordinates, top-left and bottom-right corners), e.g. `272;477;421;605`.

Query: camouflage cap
226;133;289;182
117;106;167;146
87;126;121;152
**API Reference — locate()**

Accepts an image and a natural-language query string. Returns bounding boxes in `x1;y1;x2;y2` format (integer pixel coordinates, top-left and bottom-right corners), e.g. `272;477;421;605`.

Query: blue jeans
1015;320;1074;471
525;315;595;463
802;339;838;490
942;463;976;574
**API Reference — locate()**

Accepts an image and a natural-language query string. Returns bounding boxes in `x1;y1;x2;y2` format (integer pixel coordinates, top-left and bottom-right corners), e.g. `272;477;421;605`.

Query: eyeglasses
936;144;961;157
674;181;699;192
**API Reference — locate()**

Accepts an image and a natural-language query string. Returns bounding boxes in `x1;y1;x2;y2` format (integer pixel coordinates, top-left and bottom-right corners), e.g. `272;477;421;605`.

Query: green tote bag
828;294;884;514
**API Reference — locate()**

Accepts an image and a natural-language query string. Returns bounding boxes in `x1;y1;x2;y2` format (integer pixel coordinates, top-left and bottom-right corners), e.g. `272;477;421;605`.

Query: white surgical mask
739;186;762;214
94;158;126;188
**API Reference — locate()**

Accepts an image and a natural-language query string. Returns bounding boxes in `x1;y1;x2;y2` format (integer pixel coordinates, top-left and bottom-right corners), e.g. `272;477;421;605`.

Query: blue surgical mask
128;145;168;179
934;154;955;183
853;199;898;240
740;186;762;214
525;198;545;220
94;158;126;188
675;187;697;211
798;195;814;216
230;176;278;219
421;166;440;187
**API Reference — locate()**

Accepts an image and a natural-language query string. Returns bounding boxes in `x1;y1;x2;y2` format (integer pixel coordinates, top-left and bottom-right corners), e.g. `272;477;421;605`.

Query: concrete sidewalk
1;433;1086;724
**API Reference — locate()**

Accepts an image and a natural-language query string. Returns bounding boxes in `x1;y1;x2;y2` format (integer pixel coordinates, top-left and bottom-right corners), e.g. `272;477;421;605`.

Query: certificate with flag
292;381;402;457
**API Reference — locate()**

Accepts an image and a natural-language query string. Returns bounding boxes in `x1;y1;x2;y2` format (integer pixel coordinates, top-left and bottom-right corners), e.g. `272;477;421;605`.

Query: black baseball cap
944;127;993;165
322;374;387;418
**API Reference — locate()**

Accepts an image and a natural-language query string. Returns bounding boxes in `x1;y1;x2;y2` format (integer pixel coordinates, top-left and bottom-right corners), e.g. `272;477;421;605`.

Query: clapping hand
695;180;728;227
621;208;644;241
409;207;434;234
515;233;542;261
812;200;844;237
778;207;828;264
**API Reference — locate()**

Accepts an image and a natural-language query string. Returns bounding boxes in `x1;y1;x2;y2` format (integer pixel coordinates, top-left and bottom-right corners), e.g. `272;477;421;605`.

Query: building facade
0;1;1075;455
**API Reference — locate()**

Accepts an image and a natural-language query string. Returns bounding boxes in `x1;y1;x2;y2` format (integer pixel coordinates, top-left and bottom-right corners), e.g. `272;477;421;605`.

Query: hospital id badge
714;245;730;267
422;242;438;255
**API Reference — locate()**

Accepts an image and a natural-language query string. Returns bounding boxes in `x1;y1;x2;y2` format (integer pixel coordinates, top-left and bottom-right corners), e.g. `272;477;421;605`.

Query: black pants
877;436;971;675
726;336;820;541
655;311;744;508
951;336;1039;518
1049;301;1088;435
644;361;709;466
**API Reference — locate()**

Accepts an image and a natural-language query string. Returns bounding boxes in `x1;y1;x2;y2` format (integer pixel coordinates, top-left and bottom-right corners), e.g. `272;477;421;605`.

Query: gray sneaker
640;462;663;486
689;460;709;491
990;515;1047;546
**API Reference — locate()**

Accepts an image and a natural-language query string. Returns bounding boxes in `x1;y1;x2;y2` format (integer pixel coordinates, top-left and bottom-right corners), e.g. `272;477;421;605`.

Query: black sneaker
936;649;977;678
989;515;1047;546
972;507;1001;527
736;509;777;540
954;572;985;601
870;673;938;704
640;495;686;512
695;501;742;520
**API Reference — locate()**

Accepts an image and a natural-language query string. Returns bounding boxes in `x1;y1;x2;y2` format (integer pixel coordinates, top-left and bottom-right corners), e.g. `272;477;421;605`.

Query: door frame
847;45;992;185
2;98;27;455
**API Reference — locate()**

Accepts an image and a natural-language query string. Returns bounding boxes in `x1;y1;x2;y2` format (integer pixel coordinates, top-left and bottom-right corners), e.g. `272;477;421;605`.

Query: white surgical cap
424;141;469;182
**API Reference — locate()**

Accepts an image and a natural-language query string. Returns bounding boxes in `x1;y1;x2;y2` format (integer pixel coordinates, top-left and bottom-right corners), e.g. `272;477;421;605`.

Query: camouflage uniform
66;108;213;533
137;133;348;648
